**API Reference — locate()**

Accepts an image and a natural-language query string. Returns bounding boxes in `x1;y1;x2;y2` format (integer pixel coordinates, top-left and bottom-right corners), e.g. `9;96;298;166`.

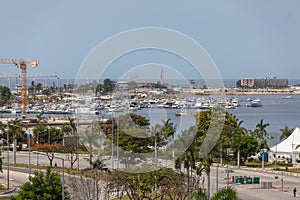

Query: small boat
282;95;292;99
231;98;240;107
175;110;189;116
251;99;262;107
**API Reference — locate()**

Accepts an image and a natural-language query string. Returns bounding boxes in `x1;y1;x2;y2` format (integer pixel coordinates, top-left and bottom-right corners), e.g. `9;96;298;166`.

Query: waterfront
2;94;299;144
131;94;300;146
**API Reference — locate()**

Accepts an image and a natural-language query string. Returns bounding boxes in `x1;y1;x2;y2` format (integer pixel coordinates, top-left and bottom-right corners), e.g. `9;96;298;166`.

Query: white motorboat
251;99;262;107
282;95;292;99
175;110;189;116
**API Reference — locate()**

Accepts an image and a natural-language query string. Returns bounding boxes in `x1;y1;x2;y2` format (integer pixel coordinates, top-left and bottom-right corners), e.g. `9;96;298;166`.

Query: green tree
279;125;294;141
67;116;77;135
231;134;258;165
10;167;68;200
254;119;271;149
35;83;42;93
80;120;102;169
196;157;211;199
8;119;25;165
42;88;51;95
0;86;11;106
103;78;115;93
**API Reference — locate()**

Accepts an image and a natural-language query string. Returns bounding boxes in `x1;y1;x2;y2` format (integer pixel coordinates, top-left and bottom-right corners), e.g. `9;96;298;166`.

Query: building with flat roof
239;77;288;88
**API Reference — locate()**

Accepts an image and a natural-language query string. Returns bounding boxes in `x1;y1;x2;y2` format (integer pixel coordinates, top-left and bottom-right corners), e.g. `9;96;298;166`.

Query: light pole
117;117;119;169
216;163;219;192
48;126;50;144
6;122;10;189
111;114;114;169
6;122;23;188
262;149;265;170
33;152;65;200
36;129;47;165
27;129;32;177
275;138;278;171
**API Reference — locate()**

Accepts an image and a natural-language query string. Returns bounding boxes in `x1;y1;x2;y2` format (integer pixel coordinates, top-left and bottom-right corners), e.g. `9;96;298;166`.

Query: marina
1;92;299;143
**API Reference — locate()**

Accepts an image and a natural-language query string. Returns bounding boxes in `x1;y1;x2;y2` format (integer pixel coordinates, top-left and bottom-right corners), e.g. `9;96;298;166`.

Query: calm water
3;94;299;145
135;94;300;146
230;94;300;144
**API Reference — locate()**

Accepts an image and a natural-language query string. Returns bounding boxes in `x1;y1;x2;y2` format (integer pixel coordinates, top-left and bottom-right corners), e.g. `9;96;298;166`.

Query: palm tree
234;120;247;168
8;119;25;164
175;127;198;198
36;113;47;124
81;121;102;169
254;119;272;150
255;119;271;141
280;126;294;141
161;119;176;138
196;157;211;199
0;121;5;139
67;116;77;135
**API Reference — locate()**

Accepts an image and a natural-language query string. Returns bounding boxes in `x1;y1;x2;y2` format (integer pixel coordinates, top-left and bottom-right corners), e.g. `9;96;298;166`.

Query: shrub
211;187;237;200
191;189;208;200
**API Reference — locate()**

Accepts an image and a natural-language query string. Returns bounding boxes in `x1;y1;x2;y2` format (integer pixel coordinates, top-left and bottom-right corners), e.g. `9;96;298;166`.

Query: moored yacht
251;99;262;107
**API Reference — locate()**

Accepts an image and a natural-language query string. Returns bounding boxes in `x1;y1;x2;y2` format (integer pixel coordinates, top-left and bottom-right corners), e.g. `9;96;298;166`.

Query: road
2;151;300;199
209;165;300;200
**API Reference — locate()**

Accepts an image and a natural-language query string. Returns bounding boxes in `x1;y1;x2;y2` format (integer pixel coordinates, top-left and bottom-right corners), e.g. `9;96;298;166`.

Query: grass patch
244;162;293;168
0;184;6;190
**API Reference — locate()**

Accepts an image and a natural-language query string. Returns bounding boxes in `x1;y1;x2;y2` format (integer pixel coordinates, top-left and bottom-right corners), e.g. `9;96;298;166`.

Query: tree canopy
0;86;11;106
10;167;68;200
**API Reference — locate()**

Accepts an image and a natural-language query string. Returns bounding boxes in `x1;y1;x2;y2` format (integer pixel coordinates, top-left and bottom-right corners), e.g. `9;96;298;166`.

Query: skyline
0;1;300;80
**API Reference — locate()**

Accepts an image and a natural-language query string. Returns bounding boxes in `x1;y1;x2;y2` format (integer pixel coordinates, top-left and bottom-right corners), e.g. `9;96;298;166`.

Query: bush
211;187;237;200
191;189;208;200
10;167;69;200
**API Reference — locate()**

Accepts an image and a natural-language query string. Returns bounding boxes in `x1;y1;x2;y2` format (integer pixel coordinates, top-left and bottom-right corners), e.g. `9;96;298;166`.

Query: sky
0;0;300;82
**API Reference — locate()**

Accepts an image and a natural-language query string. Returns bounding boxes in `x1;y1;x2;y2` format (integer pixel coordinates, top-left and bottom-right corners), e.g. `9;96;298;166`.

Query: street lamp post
6;122;10;189
48;126;50;144
262;149;265;170
275;138;278;171
28;130;31;177
6;122;23;188
33;152;65;200
36;129;47;166
111;114;114;169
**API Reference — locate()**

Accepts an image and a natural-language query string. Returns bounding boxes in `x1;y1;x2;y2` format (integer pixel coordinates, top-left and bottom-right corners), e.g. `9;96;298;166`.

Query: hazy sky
0;0;299;81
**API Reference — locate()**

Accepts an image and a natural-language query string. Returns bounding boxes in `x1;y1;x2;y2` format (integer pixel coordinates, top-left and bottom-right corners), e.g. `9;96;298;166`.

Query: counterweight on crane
0;58;39;118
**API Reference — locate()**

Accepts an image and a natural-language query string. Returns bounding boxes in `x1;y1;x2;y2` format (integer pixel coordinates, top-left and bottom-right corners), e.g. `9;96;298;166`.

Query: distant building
240;77;288;88
241;79;255;87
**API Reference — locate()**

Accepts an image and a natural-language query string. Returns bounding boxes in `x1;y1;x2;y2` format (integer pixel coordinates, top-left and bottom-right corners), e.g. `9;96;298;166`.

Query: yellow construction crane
0;58;39;118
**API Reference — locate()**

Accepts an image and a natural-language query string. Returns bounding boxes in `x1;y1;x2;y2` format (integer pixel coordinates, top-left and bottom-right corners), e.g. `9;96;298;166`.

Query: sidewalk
213;163;300;178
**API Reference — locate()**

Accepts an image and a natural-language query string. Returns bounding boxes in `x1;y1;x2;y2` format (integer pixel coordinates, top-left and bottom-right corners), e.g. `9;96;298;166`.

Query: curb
0;187;17;195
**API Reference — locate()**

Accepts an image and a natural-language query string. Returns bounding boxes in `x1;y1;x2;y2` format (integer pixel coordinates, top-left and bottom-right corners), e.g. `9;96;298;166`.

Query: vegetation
10;167;69;200
0;107;278;199
280;125;294;141
211;187;237;200
0;86;11;106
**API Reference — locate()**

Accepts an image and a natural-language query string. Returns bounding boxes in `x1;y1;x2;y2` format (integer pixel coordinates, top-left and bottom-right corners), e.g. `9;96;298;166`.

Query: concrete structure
240;77;288;88
241;78;255;87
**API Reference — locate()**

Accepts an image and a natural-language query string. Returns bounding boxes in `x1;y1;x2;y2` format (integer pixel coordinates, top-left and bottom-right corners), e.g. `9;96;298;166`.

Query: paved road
209;166;300;200
2;151;300;200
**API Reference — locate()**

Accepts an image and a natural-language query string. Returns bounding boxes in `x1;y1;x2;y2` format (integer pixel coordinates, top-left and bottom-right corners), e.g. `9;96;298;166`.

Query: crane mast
0;58;39;118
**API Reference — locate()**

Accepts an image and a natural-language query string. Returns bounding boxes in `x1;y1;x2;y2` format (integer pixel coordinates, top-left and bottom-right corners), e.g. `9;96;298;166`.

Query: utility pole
6;122;10;189
262;150;265;170
226;165;229;187
216;163;219;192
237;149;240;168
281;172;284;191
111;114;114;169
